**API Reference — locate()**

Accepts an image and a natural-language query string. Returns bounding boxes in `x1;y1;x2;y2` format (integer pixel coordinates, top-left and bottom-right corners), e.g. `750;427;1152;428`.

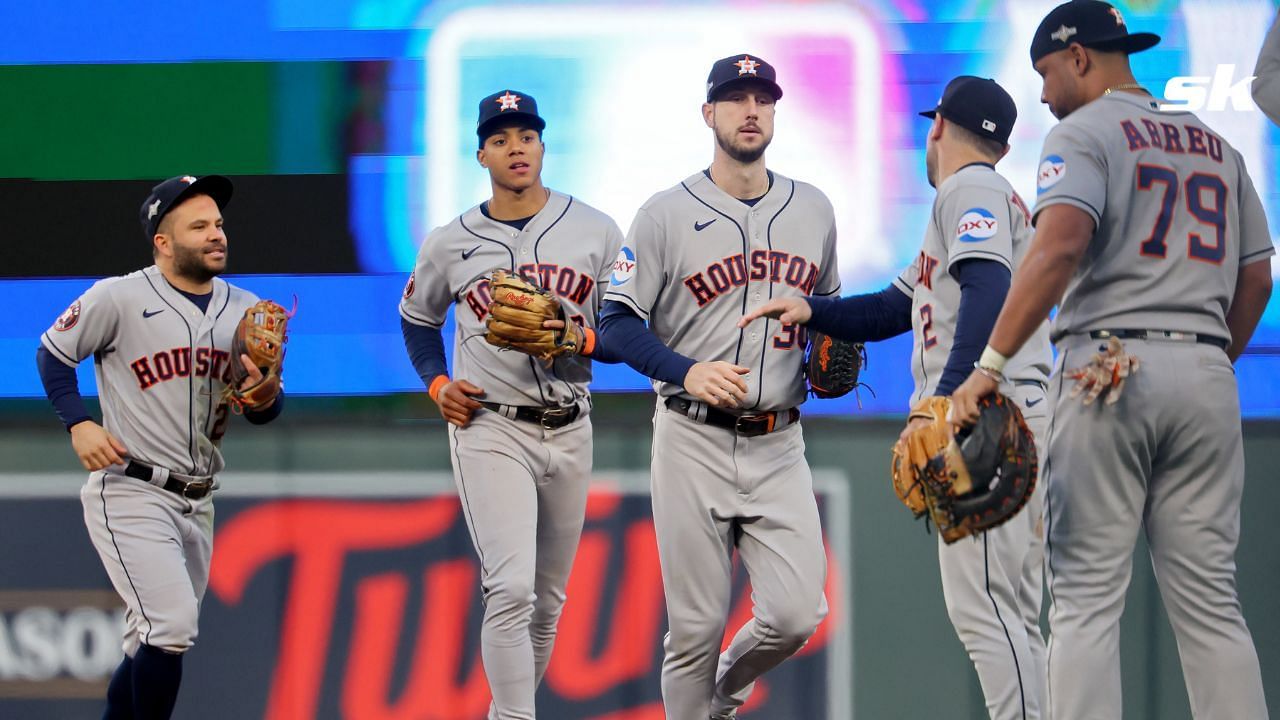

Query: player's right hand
737;297;812;328
69;421;128;471
684;361;750;408
437;379;485;428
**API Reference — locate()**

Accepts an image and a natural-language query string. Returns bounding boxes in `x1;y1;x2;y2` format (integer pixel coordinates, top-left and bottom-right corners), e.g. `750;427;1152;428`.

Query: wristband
978;345;1009;374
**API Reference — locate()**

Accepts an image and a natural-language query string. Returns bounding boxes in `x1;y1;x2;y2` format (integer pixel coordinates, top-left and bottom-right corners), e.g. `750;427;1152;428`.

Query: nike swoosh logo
461;245;481;260
694;219;716;232
142;309;165;319
1026;397;1043;407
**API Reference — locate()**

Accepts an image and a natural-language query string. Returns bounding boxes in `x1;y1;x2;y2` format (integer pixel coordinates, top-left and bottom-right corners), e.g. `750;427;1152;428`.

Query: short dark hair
478;121;542;149
947;122;1005;160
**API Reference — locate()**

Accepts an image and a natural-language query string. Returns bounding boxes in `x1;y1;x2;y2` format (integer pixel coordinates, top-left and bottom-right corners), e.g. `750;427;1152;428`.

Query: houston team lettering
916;251;941;291
463;264;595;320
131;347;231;390
684;250;820;307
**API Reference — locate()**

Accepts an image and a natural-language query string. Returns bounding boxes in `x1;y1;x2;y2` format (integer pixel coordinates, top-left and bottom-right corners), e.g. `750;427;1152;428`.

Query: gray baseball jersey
608;169;837;718
42;266;259;476
1034;91;1271;720
892;164;1052;403
604;170;841;410
1252;11;1280;126
42;265;258;658
400;190;624;408
399;189;622;719
891;164;1053;719
1035;91;1274;341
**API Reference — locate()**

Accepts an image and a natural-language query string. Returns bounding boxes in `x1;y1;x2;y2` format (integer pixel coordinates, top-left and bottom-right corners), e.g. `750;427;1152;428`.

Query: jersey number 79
1136;165;1227;264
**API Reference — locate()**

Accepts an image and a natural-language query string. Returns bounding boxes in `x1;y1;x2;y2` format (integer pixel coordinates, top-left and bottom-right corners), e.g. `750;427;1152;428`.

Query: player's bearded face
708;87;775;164
1035;54;1083;120
164;195;228;282
478;126;544;192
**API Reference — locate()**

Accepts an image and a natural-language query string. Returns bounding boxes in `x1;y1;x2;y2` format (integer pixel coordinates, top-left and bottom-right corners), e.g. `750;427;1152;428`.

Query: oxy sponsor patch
956;208;998;243
1037;155;1066;193
611;247;636;285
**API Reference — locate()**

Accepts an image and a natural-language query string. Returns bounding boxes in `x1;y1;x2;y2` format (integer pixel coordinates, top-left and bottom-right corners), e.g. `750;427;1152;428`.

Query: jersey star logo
1109;7;1125;26
1050;24;1077;43
496;92;521;111
734;56;760;76
147;199;162;219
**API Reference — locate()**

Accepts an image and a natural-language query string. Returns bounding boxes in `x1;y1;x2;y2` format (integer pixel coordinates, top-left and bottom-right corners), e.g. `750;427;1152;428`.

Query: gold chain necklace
1104;82;1148;96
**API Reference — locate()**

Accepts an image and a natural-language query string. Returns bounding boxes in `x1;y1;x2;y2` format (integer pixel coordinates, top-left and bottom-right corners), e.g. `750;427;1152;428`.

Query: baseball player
1253;9;1280;125
598;54;837;719
399;89;624;720
35;175;283;720
950;2;1272;718
740;76;1053;719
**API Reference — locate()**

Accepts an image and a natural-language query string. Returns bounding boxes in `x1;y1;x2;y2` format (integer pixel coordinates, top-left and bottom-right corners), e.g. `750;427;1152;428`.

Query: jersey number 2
1137;165;1227;263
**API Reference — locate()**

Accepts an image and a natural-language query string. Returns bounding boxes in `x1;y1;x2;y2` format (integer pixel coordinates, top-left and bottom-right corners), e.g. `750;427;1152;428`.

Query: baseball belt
480;401;581;430
1088;328;1228;349
665;397;800;437
124;460;214;500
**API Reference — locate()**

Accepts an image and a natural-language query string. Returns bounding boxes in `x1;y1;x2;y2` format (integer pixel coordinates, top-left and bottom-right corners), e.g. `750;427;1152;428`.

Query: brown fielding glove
484;269;584;362
892;394;1038;544
805;330;866;399
891;396;951;517
1065;335;1140;406
225;299;293;413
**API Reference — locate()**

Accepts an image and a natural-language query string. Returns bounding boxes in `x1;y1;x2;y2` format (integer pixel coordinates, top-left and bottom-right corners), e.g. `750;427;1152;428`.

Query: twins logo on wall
199;491;842;719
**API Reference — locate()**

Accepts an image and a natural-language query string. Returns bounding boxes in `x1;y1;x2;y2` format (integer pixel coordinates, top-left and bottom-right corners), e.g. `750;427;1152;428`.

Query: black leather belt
481;402;581;429
665;397;800;437
1089;329;1228;350
124;461;214;500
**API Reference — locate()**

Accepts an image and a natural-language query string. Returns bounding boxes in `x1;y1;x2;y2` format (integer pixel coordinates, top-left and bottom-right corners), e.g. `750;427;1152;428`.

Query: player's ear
999;143;1011;161
702;102;715;128
929;115;945;142
1067;43;1090;77
476;148;486;167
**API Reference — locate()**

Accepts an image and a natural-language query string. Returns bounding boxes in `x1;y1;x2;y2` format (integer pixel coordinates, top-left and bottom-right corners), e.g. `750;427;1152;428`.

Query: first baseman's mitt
225;299;292;412
484;270;584;362
805;330;866;399
890;394;1037;544
1065;335;1140;405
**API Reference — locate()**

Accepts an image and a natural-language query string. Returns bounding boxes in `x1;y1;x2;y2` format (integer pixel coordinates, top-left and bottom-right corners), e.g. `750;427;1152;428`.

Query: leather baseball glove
805;330;866;399
225;299;293;412
484;269;584;362
1065;335;1140;405
891;393;1038;544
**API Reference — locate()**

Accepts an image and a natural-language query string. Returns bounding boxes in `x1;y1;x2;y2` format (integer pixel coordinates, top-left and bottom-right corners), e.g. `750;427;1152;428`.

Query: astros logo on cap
496;92;521;111
1109;7;1125;25
181;175;197;184
735;56;759;76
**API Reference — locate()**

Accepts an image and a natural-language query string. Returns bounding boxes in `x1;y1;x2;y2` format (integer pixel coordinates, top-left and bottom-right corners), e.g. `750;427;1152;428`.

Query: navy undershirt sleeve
36;345;92;430
934;259;1011;395
597;301;697;386
401;317;449;387
804;284;913;342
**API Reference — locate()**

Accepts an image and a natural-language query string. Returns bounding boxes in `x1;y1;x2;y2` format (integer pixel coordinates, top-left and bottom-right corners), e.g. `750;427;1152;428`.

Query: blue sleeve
401;317;449;388
244;393;284;425
934;259;1011;396
36;345;92;430
597;300;697;386
805;284;913;342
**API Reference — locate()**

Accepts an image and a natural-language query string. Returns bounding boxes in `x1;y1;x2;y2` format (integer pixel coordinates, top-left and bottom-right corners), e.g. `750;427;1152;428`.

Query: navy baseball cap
706;54;783;103
476;89;546;139
1030;0;1160;64
919;76;1017;146
139;174;233;240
